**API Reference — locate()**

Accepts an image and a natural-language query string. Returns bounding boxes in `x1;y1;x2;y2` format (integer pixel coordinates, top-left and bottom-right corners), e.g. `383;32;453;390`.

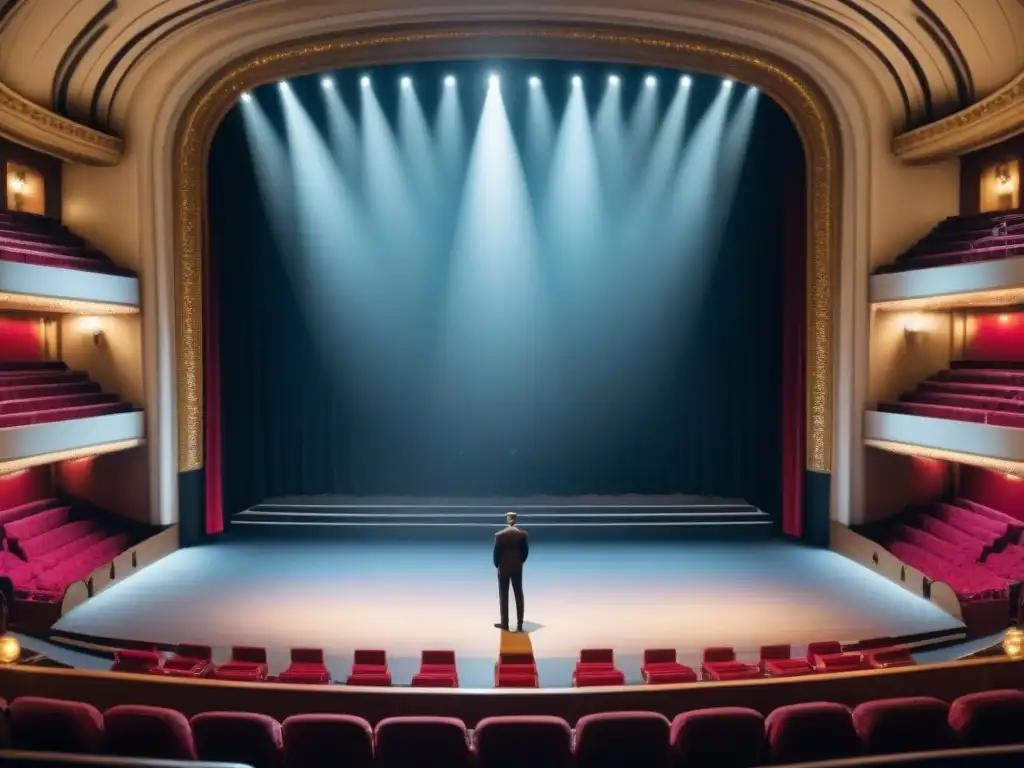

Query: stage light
240;92;252;103
1004;627;1024;659
572;75;582;87
278;81;289;93
0;635;20;665
360;76;371;88
321;77;333;90
681;75;692;87
444;75;456;87
528;76;541;88
645;75;657;88
400;76;412;89
488;73;500;89
723;79;734;89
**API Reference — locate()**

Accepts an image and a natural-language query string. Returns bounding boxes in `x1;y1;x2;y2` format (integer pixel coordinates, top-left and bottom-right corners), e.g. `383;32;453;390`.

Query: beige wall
55;446;151;526
62;161;142;273
861;450;952;525
868;309;953;406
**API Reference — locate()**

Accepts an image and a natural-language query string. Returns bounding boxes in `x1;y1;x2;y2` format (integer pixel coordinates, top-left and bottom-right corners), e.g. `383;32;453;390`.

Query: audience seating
0;213;133;277
410;649;458;688
212;645;269;682
868;647;915;669
110;649;163;674
640;648;698;684
572;648;626;687
5;689;1024;767
277;647;331;685
760;644;814;677
495;651;539;688
102;704;197;761
700;646;761;681
160;644;213;678
346;649;392;686
875;211;1024;274
281;713;373;768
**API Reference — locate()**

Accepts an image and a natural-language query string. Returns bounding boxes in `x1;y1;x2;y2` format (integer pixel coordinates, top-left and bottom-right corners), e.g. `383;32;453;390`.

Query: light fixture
9;172;25;193
444;75;456;87
997;164;1013;187
277;81;289;93
1003;627;1024;659
488;73;500;89
400;76;411;89
903;313;927;334
645;75;657;88
360;76;370;88
321;77;333;90
723;79;734;89
680;76;691;87
608;75;620;86
0;634;19;665
572;75;582;87
528;76;541;88
240;92;252;103
999;313;1011;324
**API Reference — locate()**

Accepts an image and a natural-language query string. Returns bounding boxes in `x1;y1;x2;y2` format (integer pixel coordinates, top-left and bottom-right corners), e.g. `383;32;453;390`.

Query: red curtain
203;235;224;536
781;160;806;537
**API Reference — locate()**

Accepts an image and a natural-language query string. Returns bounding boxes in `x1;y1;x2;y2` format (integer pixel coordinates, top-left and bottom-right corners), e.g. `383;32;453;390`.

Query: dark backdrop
209;59;803;518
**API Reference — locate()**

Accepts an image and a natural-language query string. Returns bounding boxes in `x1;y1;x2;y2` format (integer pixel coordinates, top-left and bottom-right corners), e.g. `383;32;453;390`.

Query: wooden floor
54;539;963;688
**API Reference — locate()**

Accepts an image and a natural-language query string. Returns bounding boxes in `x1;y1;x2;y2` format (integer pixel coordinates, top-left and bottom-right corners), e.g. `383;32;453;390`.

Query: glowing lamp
1003;627;1024;659
528;76;540;88
723;79;734;89
400;76;411;89
488;74;500;89
9;173;25;193
571;75;582;87
444;75;456;87
644;75;656;88
903;313;927;334
608;75;620;86
277;81;289;93
999;314;1011;324
360;76;370;88
681;76;691;87
0;634;20;664
240;93;252;103
321;77;333;90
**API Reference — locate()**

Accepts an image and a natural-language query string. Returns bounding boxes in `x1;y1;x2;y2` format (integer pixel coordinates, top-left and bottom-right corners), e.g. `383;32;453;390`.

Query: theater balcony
0;361;143;473
871;210;1024;312
866;361;1024;474
0;210;138;314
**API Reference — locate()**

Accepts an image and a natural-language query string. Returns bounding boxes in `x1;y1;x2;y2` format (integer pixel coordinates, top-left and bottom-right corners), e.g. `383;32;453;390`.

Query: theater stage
54;539;964;688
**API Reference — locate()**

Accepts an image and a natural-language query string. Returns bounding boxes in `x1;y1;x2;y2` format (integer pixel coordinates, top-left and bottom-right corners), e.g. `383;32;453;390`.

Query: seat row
5;689;1024;768
875;210;1024;274
112;641;912;690
0;211;132;277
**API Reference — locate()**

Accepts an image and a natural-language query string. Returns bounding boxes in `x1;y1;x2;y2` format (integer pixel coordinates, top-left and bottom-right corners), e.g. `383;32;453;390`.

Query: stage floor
55;539;963;688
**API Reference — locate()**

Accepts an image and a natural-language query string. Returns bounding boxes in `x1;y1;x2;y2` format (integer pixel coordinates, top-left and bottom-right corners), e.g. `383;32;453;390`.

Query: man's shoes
516;624;523;633
494;623;509;631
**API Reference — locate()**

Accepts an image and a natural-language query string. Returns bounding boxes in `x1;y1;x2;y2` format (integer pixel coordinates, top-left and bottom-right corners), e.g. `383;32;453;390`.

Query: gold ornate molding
174;23;839;475
0;81;123;166
894;69;1024;163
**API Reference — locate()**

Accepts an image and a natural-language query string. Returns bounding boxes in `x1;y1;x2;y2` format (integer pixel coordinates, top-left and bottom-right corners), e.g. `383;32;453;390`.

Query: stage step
230;496;775;540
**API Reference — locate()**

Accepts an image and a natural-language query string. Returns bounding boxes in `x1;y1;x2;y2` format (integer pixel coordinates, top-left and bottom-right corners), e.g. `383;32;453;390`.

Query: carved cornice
0;81;123;166
894;70;1024;163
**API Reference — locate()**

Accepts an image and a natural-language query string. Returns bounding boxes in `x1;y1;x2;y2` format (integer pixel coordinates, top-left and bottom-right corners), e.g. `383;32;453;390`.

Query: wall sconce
903;313;927;337
996;164;1013;188
9;171;26;211
83;317;102;346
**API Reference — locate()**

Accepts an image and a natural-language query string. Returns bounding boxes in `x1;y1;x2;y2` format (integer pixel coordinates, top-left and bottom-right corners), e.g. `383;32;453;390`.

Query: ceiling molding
0;80;123;165
894;68;1024;163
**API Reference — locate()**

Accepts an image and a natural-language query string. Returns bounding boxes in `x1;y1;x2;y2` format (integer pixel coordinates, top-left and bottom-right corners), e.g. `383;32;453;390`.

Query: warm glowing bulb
572;75;582;87
240;92;252;103
321;77;333;89
528;76;540;88
444;75;456;87
999;314;1011;324
489;74;500;88
1003;627;1024;658
645;75;657;88
608;75;620;86
360;76;370;88
681;76;691;87
9;176;25;192
0;635;19;664
400;76;411;89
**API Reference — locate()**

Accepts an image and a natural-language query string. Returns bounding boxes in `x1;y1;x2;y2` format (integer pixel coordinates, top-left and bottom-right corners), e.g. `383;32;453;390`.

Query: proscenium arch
173;24;838;486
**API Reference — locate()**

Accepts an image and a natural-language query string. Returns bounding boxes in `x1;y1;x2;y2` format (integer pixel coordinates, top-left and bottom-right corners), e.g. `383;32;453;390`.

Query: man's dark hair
506;510;518;525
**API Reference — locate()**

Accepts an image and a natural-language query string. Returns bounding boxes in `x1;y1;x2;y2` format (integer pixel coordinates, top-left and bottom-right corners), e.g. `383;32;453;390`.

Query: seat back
176;643;212;661
670;707;765;768
807;640;842;659
949;690;1024;747
10;697;104;754
498;652;535;665
111;649;161;673
576;711;671;768
579;648;614;665
759;644;791;661
374;716;470;768
643;648;676;665
353;649;386;666
103;704;196;761
231;645;268;664
290;647;325;664
191;711;283;768
853;696;955;755
765;702;860;763
421;649;455;666
474;715;572;768
702;646;735;663
282;714;373;768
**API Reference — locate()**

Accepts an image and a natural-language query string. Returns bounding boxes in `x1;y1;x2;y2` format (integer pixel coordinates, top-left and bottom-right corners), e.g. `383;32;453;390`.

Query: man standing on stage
493;510;529;632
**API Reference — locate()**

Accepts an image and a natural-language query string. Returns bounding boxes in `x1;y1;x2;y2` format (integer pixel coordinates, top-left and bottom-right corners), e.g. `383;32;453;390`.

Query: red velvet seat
949;689;1024;746
9;696;104;754
701;646;760;681
282;713;373;768
868;646;915;669
760;644;814;677
347;648;392;686
575;711;671;768
573;648;625;686
161;642;213;677
641;648;697;684
816;651;872;673
277;647;330;684
110;648;162;674
375;716;471;768
853;696;955;755
495;670;539;688
765;702;861;763
474;715;572;768
411;649;458;687
212;644;269;682
191;710;284;768
103;704;196;760
670;707;765;768
0;698;7;749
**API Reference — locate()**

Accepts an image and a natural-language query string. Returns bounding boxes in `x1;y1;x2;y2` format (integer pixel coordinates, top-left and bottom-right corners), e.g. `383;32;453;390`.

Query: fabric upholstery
191;710;284;768
474;715;572;768
282;713;373;768
576;711;671;768
103;704;196;760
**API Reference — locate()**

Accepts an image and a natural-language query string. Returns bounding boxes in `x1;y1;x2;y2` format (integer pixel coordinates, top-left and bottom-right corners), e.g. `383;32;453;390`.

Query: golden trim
0;81;123;166
0;292;139;315
0;438;144;476
174;24;838;474
894;68;1024;163
865;439;1024;480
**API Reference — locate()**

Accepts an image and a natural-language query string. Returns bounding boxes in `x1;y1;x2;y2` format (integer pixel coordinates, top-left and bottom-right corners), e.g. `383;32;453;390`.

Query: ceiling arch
0;0;1022;133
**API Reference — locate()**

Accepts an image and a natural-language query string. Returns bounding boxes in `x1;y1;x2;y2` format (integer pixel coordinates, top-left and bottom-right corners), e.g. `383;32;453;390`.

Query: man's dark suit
493;525;529;629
